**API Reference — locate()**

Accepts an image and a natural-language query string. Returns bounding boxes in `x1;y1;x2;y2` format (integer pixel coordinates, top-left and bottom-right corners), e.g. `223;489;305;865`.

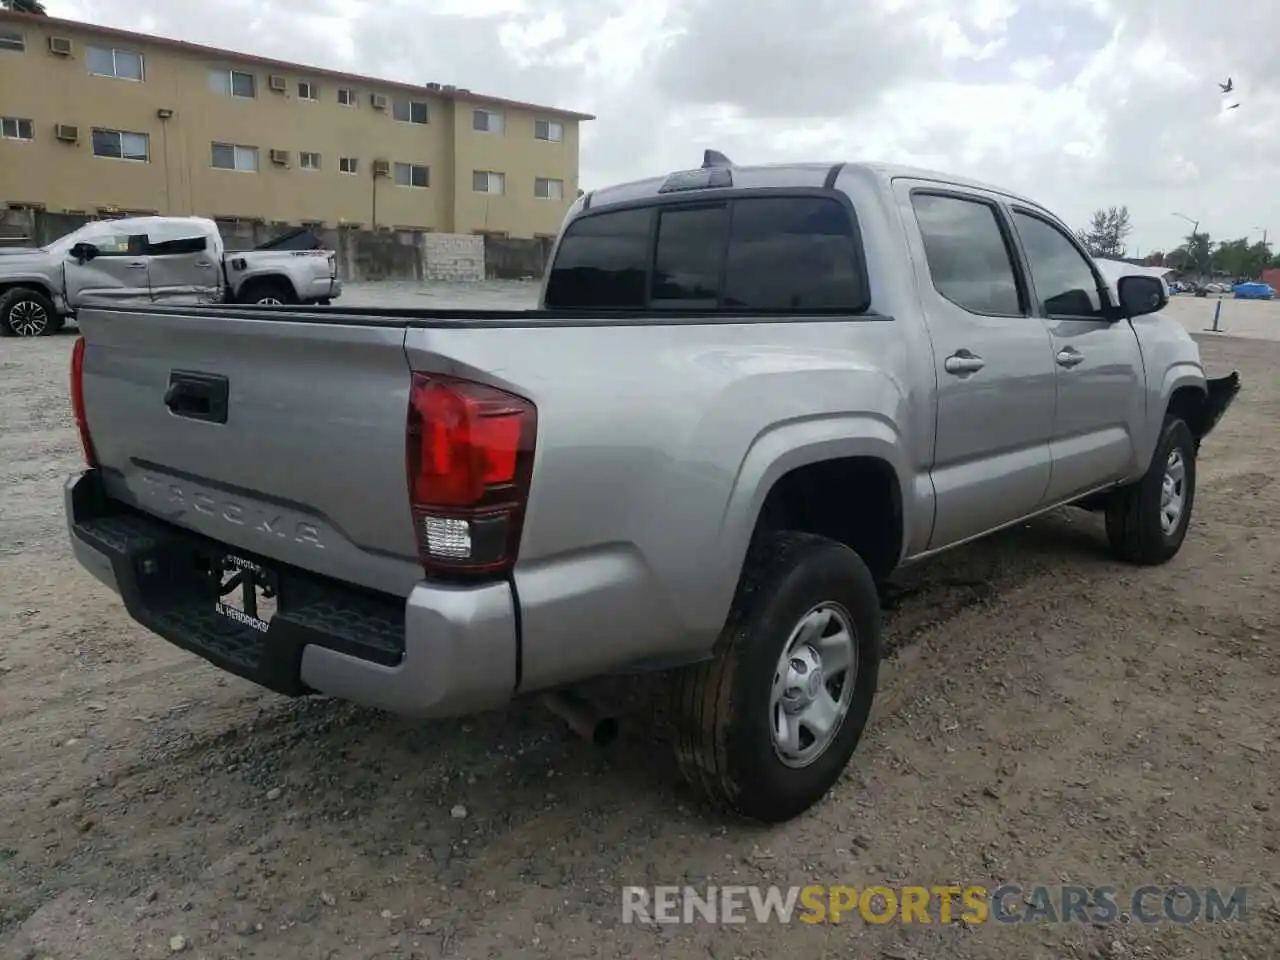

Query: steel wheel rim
770;601;858;769
1160;448;1186;535
257;296;283;305
9;300;48;336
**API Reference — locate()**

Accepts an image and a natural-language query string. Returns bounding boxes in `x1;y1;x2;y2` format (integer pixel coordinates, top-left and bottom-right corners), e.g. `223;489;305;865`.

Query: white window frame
534;119;564;142
337;87;357;107
91;128;150;162
209;68;256;98
393;162;430;189
473;109;505;134
298;80;319;101
339;157;359;175
87;45;145;81
472;170;505;195
534;177;564;200
393;99;429;125
300;151;322;171
0;29;24;52
211;141;259;172
0;117;34;141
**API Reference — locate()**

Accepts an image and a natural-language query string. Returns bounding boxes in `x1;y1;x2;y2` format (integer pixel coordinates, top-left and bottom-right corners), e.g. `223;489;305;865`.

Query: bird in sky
1227;102;1240;110
1219;77;1234;93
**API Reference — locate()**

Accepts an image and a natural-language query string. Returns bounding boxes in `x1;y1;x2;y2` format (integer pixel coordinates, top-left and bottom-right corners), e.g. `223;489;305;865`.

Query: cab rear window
544;195;869;312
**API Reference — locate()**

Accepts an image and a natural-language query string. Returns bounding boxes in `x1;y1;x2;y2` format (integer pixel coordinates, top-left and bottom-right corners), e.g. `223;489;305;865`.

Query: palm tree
1;0;49;14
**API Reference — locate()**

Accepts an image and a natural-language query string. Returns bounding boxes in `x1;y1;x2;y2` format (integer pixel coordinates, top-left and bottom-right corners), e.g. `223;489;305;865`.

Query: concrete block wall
423;233;485;282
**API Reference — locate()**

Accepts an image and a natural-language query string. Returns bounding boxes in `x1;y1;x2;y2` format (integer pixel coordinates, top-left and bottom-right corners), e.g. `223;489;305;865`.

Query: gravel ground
1;285;1277;959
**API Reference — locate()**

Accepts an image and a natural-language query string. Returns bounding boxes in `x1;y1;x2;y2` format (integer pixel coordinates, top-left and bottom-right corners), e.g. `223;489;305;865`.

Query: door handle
1056;348;1084;368
127;262;147;270
194;260;213;268
944;351;985;375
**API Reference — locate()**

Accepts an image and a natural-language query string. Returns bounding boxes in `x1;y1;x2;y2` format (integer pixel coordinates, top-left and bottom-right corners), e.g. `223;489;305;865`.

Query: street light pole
1173;212;1202;274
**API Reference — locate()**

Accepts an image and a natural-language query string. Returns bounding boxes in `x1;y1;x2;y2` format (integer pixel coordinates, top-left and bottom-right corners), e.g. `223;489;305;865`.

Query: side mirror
1116;275;1167;319
70;242;100;264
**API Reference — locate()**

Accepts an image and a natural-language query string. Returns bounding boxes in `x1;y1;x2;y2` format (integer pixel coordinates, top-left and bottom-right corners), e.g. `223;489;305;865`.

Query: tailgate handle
164;370;229;424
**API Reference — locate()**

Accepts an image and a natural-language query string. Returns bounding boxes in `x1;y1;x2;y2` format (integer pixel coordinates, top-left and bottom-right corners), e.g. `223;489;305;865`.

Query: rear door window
911;193;1023;316
543;207;651;308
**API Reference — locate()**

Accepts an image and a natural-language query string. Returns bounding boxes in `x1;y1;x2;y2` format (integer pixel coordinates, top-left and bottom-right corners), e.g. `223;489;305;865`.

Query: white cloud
39;0;1280;255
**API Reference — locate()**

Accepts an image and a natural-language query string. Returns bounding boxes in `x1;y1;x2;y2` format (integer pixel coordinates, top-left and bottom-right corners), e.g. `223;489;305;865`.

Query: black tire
0;287;59;337
1105;416;1196;565
671;531;881;823
239;278;297;306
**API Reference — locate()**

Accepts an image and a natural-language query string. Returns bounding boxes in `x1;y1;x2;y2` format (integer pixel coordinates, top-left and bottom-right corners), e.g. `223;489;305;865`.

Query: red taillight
406;373;536;577
69;336;98;467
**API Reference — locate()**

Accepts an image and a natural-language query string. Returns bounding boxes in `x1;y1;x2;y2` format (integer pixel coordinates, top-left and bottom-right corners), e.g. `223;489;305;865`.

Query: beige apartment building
0;11;591;238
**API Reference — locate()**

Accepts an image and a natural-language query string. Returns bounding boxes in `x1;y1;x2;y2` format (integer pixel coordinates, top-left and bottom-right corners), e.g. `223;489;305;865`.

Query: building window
0;117;34;141
535;119;563;142
299;151;321;170
298;80;319;101
209;69;256;98
0;30;24;52
392;99;429;124
473;109;504;134
211;142;259;172
393;162;429;188
472;171;505;194
87;45;145;81
91;128;150;162
337;87;357;106
534;177;564;200
339;157;359;175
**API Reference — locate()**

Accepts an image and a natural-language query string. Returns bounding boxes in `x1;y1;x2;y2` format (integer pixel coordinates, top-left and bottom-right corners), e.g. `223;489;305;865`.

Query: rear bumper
65;470;515;718
302;277;341;303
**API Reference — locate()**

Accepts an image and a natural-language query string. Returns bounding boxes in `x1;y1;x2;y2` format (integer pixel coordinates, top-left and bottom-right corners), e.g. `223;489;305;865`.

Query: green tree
1209;237;1272;279
0;0;49;13
1077;206;1132;259
1176;231;1213;275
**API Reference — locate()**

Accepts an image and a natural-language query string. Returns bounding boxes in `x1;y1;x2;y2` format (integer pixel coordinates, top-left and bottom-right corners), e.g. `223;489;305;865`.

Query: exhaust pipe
539;689;618;747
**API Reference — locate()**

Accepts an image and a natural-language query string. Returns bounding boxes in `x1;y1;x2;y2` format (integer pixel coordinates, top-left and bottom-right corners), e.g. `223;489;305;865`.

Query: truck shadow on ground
3;505;1133;931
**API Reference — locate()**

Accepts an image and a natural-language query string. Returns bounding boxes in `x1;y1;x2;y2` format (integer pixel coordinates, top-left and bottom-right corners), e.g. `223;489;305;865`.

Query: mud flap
1199;372;1241;442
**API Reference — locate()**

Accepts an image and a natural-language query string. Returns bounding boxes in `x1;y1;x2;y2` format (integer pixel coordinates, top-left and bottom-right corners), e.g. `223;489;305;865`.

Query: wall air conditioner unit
268;74;287;92
425;82;441;91
442;85;457;92
370;93;387;110
55;124;79;143
269;149;290;166
48;36;73;56
371;159;390;177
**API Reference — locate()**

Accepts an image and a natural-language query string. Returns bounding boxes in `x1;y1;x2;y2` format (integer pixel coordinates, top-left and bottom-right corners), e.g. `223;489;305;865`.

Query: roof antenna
702;149;734;169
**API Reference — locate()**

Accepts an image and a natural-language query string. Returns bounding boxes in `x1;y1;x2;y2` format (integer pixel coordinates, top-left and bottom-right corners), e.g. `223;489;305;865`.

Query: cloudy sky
41;0;1280;256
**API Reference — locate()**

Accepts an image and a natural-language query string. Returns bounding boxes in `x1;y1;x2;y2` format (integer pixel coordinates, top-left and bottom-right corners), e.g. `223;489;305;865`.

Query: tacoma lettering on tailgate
139;474;326;549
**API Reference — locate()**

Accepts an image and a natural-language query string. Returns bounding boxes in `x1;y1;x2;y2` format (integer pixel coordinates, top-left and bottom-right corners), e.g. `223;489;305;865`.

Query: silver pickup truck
64;154;1239;822
0;216;340;337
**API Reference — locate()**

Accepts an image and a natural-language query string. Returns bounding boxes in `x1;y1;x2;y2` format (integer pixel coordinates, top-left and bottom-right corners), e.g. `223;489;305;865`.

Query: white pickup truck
0;216;341;337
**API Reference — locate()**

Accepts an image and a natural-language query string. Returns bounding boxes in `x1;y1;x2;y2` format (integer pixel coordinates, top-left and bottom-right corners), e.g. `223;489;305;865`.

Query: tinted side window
651;205;726;305
911;194;1022;316
1012;211;1104;319
544;207;651;309
147;236;207;256
723;197;866;310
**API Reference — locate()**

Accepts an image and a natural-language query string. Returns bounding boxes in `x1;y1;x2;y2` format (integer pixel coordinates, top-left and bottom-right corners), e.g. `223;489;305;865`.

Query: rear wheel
0;287;60;337
239;278;296;306
671;531;881;823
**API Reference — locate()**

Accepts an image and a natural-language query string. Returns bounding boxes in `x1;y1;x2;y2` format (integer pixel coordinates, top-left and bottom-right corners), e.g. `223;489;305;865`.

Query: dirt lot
1;310;1277;960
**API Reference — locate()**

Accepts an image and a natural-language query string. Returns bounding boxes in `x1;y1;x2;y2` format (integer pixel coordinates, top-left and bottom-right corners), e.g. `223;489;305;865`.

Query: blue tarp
1232;282;1276;300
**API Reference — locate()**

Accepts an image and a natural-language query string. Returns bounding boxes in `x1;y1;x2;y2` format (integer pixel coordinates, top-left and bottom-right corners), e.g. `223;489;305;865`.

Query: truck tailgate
76;306;423;596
